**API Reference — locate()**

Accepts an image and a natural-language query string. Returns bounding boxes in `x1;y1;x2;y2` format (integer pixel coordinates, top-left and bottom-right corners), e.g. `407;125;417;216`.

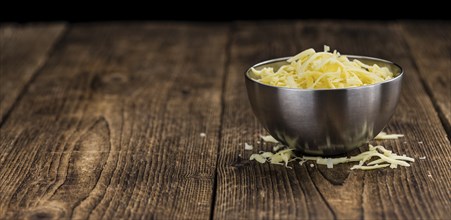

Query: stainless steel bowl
245;56;403;156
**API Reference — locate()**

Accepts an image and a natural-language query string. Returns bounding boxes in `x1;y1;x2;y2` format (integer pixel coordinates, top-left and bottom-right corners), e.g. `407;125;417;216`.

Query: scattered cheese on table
249;133;414;171
374;132;404;140
249;154;266;163
244;142;253;151
200;133;206;137
273;145;284;152
259;135;279;143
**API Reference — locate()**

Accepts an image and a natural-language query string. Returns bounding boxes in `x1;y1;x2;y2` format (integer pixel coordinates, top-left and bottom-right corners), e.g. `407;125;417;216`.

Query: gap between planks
209;23;234;220
0;23;67;126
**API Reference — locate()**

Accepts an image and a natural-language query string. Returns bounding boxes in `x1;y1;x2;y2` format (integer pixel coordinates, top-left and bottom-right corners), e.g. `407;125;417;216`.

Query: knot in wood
25;205;66;220
90;72;129;94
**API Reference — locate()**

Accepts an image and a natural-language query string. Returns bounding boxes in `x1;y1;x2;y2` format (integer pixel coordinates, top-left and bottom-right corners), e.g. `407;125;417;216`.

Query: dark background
1;2;449;22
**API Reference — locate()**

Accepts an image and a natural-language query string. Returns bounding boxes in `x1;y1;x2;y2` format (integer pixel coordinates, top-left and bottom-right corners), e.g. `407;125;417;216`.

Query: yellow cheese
259;135;279;143
244;142;253;150
251;46;395;89
249;134;414;171
374;131;404;140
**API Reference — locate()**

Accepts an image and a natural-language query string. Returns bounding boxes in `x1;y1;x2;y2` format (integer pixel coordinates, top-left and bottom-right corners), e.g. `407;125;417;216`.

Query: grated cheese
374;131;404;140
244;142;253;150
200;133;206;137
249;134;414;171
273;144;285;152
259;135;279;143
251;46;395;89
250;154;266;163
250;148;295;168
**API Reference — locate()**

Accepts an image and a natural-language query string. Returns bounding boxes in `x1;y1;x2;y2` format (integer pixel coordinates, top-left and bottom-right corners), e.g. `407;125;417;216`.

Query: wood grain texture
400;21;451;136
0;23;228;219
213;22;333;220
1;21;450;220
0;23;66;124
213;21;450;220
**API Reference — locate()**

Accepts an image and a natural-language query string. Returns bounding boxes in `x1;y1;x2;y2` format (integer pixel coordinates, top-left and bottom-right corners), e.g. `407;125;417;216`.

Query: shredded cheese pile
251;46;395;89
249;133;415;170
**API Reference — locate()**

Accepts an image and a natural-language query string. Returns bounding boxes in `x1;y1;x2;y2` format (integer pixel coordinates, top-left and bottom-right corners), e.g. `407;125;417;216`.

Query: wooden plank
400;21;451;136
292;21;450;219
214;21;330;220
214;21;450;219
0;23;229;219
0;23;66;124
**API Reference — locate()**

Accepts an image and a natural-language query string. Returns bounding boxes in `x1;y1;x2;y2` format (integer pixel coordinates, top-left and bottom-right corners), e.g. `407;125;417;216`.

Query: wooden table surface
0;21;450;220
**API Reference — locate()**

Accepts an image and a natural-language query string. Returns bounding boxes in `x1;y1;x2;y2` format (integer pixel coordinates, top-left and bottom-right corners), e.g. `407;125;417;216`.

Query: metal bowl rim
245;55;404;91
